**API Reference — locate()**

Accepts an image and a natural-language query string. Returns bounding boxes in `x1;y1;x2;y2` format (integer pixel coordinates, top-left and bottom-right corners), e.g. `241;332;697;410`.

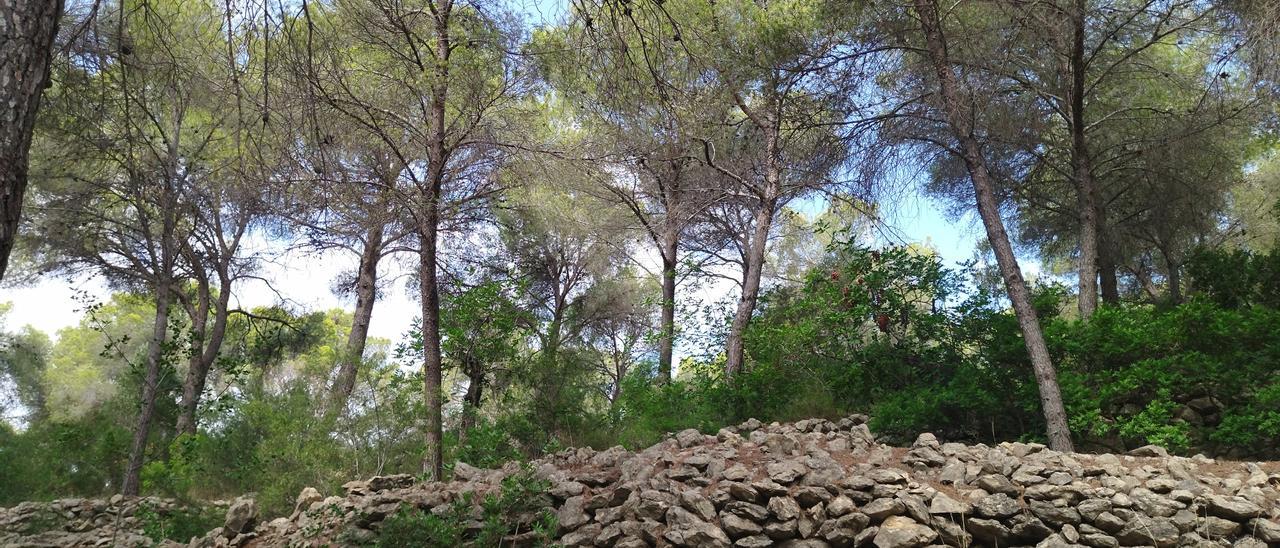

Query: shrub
137;502;222;544
372;465;556;548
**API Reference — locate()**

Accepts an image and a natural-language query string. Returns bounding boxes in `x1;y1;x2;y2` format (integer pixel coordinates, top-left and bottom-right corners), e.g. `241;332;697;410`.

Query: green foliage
136;501;221;544
374;503;465;548
1186;246;1280;308
739;244;1280;455
372;466;556;548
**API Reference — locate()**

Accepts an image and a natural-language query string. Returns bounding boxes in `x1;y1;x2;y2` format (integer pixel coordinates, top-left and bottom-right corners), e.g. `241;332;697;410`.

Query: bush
739;244;1280;455
137;502;222;544
372;466;556;548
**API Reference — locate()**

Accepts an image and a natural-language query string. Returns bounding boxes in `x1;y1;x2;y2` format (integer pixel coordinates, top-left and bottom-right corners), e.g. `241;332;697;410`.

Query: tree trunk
175;280;210;436
914;0;1075;452
175;279;232;436
1069;0;1100;318
0;0;63;282
417;0;452;482
724;165;778;377
1166;257;1182;304
418;216;444;480
122;280;172;495
459;364;483;434
1099;234;1120;305
657;226;678;383
328;222;384;416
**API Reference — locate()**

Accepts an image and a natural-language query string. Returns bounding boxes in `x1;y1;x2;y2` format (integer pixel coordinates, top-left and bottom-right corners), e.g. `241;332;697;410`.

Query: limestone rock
872;516;937;548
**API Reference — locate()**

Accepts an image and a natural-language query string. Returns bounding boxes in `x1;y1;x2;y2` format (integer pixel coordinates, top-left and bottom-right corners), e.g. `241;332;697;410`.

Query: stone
868;469;907;485
681;490;717;522
938;461;966;485
818;513;870;546
769;496;803;521
1247;518;1280;543
780;539;835;548
1028;499;1081;527
1200;516;1241;537
976;474;1019;495
912;433;940;449
720;512;763;538
728;483;760;503
1077;498;1113;522
1061;523;1081;544
452;462;482;481
550;480;586;500
768;460;809;484
1047;471;1074;485
1130;488;1182;517
1205;495;1263;520
862;498;905;522
1010;514;1054;543
930;516;973;547
560;523;601;546
973;493;1020;519
765;519;799;540
367;473;415;491
1129;445;1170;458
725;501;769;522
872;516;937;548
723;464;752;482
1080;532;1120;548
556;495;589;532
826;496;855;518
927;492;970;515
794;486;833;508
664;507;731;547
1115;516;1179;548
735;534;775;547
292;488;321;517
676;428;705;448
752;479;789;497
223;497;257;537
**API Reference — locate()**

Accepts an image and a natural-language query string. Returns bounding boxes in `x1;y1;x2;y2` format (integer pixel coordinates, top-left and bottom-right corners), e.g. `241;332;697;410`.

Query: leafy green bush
137;502;222;544
739;243;1280;455
372;466;556;548
1187;246;1280;308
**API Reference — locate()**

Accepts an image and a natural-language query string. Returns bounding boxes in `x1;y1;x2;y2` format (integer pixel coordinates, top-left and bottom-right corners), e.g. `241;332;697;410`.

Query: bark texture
723;127;781;378
0;0;63;281
174;276;232;436
913;0;1075;452
657;226;678;382
328;223;384;416
1068;0;1100;318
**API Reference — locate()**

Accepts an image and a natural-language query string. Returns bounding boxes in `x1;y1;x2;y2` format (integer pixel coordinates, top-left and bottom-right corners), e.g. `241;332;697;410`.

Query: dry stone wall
4;415;1279;547
0;495;225;547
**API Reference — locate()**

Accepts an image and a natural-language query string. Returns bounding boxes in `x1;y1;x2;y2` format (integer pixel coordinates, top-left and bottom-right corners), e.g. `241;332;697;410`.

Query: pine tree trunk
122;279;172;495
459;367;483;434
913;0;1075;452
1069;0;1100;318
724;126;781;378
417;0;452;482
724;194;776;377
0;0;63;281
328;223;384;415
418;213;444;480
1167;257;1183;304
657;227;678;383
1099;235;1120;304
176;279;232;436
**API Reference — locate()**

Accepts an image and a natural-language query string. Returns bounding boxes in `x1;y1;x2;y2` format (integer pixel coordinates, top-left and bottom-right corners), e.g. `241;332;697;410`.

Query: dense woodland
1;0;1279;517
